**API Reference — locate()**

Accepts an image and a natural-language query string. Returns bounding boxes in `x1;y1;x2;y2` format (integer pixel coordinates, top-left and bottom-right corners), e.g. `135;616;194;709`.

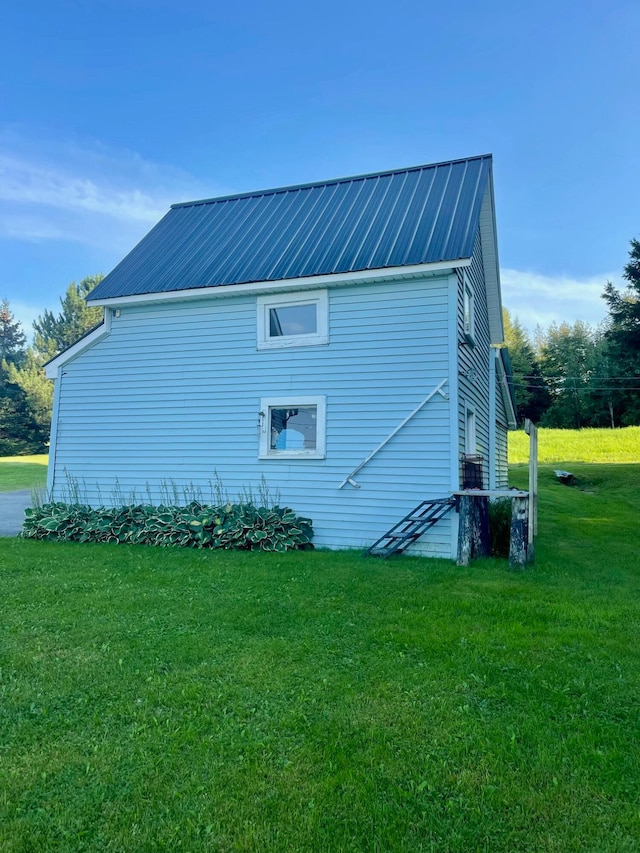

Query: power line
520;375;640;381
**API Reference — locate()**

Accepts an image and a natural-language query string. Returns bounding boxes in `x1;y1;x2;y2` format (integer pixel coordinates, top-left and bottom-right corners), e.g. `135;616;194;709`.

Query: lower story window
259;396;326;459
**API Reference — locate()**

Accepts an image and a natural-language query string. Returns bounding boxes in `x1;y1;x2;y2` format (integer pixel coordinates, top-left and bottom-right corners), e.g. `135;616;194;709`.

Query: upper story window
257;290;328;349
463;281;475;342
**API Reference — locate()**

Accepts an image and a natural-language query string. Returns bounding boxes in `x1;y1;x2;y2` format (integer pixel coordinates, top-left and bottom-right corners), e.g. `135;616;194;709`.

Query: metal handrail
338;378;449;489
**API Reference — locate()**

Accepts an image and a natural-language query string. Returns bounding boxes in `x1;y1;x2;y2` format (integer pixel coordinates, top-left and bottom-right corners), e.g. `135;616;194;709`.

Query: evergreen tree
0;299;27;367
0;301;48;455
8;274;105;443
602;238;640;424
7;349;53;438
503;309;551;423
33;274;104;359
538;321;607;428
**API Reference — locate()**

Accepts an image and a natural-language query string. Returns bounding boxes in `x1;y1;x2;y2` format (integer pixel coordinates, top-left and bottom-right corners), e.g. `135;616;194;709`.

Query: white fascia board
44;311;111;378
479;177;505;345
86;259;471;308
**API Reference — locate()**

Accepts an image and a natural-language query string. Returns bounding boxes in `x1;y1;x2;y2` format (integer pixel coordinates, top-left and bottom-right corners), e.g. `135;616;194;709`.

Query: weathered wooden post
457;494;491;565
457;495;473;566
524;419;538;562
509;495;529;570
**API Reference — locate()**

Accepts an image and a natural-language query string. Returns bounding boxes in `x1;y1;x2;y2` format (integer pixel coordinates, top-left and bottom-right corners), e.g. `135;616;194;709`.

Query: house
45;154;517;559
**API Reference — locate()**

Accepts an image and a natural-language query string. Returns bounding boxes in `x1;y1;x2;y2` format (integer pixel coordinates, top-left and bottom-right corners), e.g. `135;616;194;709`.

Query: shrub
489;498;511;557
21;500;314;552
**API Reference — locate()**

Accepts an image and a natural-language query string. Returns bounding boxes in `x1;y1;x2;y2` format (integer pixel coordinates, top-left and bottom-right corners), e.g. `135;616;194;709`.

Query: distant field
509;426;639;464
0;455;48;492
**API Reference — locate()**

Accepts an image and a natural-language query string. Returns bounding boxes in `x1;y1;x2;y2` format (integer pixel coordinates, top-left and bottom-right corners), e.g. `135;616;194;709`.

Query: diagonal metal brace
338;379;449;489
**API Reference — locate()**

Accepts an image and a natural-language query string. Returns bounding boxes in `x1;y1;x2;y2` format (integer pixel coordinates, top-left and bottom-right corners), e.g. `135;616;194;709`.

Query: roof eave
87;259;471;308
44;313;110;378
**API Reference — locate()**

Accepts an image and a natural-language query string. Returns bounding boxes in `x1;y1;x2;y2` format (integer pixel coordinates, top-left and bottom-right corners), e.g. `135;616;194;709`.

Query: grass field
0;454;48;492
1;427;635;496
1;432;639;851
509;425;640;464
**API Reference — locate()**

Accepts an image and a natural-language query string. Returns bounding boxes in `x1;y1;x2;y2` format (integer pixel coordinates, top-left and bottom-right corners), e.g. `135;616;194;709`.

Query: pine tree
0;300;48;455
538;321;608;429
602;238;640;425
0;299;27;367
33;274;104;359
503;309;551;423
9;274;105;443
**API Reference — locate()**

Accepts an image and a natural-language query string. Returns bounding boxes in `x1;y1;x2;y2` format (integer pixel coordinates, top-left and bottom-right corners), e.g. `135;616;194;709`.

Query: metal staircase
365;497;455;558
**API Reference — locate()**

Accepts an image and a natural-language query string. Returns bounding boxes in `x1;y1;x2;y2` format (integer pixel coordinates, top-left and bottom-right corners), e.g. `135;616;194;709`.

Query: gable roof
88;155;494;302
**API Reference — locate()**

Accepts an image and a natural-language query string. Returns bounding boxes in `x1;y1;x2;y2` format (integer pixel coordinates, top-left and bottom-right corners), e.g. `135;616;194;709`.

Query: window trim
465;405;477;454
259;395;326;459
463;280;475;344
257;290;328;350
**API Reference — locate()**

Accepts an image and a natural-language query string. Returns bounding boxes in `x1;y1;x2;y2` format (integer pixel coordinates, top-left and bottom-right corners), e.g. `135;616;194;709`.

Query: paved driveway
0;490;32;537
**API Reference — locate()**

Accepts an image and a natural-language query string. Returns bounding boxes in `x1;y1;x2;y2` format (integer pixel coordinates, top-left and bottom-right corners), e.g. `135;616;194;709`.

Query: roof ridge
170;154;493;210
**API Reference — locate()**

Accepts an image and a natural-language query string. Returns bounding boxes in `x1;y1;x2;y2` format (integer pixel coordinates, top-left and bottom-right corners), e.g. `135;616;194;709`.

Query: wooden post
509;495;529;570
457;495;473;566
524;419;538;561
457;495;491;565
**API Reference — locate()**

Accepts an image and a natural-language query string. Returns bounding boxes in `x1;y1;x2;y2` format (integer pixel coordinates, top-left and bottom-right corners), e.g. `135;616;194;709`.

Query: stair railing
338;378;449;489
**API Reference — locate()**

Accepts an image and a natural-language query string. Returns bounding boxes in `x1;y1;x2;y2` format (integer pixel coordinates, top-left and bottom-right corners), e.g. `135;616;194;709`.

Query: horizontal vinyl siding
457;230;491;487
495;365;510;489
52;276;454;557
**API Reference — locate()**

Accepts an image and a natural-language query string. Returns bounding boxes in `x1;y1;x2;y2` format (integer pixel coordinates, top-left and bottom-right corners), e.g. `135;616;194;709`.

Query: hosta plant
21;500;313;552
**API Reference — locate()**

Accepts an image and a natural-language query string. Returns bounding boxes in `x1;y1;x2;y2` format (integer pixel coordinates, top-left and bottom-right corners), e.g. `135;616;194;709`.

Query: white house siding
50;276;456;557
457;230;491;487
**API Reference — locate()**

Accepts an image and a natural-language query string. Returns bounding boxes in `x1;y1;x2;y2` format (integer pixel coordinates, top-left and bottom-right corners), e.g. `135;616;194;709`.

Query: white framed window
257;290;328;349
259;396;326;459
463;281;475;341
465;406;477;454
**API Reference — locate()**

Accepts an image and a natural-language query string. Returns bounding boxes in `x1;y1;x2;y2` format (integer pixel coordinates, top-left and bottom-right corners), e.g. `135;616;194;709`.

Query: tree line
0;276;103;455
506;238;640;428
1;239;639;455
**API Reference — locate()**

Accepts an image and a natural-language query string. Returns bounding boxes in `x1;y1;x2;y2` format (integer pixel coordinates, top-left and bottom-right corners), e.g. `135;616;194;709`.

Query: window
465;407;477;454
257;290;328;349
259;396;326;459
463;281;474;341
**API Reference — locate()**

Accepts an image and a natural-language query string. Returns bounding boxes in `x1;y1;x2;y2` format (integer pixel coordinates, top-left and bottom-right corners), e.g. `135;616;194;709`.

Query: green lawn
1;455;639;850
0;454;48;492
509;425;640;464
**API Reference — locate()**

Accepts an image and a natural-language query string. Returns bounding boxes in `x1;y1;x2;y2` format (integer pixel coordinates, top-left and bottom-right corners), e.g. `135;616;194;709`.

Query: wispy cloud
0;129;216;251
500;268;620;332
0;152;167;223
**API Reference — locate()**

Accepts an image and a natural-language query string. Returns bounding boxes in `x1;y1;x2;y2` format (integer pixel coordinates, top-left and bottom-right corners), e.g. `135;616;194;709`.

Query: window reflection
269;406;317;451
269;304;317;337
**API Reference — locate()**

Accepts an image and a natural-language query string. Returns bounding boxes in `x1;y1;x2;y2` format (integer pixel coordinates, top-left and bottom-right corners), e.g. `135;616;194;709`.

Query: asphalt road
0;490;32;537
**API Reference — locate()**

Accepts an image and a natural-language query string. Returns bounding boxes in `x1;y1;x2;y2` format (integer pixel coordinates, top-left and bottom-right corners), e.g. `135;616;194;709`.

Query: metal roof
88;155;493;301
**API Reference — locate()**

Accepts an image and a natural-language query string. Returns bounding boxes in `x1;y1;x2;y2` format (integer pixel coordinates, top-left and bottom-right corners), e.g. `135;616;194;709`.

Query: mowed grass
0;455;48;492
509;425;639;464
1;439;639;851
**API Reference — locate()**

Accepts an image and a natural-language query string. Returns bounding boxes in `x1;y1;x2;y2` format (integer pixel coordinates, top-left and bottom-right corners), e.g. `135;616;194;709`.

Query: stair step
365;497;454;558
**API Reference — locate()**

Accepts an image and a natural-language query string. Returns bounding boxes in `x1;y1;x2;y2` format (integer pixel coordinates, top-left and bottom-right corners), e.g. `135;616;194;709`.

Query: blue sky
1;0;638;336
